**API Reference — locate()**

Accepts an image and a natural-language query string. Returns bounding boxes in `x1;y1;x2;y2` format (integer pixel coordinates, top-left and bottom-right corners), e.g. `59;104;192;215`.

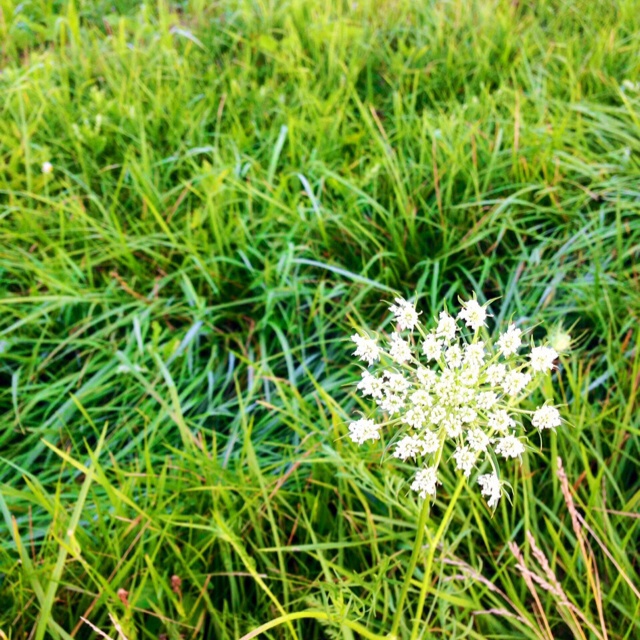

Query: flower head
422;334;442;361
478;473;502;508
487;409;515;433
498;324;522;357
477;391;498;411
458;298;489;331
445;344;463;369
389;297;420;331
485;363;507;385
436;311;457;341
348;294;565;504
467;427;491;453
42;161;53;175
416;367;437;389
464;342;486;367
530;346;558;372
453;446;477;477
411;466;440;498
495;435;526;460
394;432;439;460
357;371;384;399
351;333;381;366
389;333;412;364
532;405;561;430
502;370;531;397
348;418;380;445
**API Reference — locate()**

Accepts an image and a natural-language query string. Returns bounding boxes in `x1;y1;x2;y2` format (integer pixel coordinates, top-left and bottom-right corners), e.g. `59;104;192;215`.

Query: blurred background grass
0;0;639;638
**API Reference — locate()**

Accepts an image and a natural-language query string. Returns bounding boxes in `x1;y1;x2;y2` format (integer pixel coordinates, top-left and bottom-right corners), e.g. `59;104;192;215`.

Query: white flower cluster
349;296;563;508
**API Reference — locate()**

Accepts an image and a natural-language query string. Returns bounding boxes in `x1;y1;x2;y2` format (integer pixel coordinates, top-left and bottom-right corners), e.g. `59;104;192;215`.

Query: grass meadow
1;0;639;638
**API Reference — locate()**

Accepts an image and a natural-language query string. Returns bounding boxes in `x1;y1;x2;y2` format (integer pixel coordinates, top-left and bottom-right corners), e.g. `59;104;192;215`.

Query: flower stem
389;496;432;638
409;476;466;639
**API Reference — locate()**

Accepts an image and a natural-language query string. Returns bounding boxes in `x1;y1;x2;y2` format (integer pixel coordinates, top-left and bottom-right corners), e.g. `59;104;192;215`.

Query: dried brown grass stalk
557;457;609;640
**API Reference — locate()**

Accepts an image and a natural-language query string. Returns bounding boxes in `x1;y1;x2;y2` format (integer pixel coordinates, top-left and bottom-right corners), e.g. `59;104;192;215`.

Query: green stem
389;496;432;638
238;610;386;640
410;476;466;640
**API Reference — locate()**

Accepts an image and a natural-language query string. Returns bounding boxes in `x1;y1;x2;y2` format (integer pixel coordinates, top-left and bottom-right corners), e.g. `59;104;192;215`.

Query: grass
0;0;639;637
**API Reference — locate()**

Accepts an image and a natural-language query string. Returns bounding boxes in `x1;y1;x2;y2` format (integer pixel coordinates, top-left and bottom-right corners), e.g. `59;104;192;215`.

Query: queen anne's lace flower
394;432;439;460
389;297;420;331
416;367;437;388
459;367;479;387
384;371;411;396
477;391;498;411
464;342;486;367
429;405;446;425
348;295;564;509
394;435;424;460
549;326;572;353
419;431;440;453
379;395;405;415
443;416;463;438
410;389;433;407
459;407;477;424
401;407;428;429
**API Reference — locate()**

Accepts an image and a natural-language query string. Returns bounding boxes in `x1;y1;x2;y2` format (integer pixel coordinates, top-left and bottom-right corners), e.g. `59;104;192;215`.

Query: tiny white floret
530;346;558;372
467;427;491;453
422;334;442;361
348;418;380;445
495;435;525;459
477;391;498;411
453;446;477;477
351;333;382;366
458;298;489;331
502;370;531;396
532;405;562;430
379;394;405;415
389;297;420;331
478;473;502;508
411;466;440;498
436;311;457;341
485;363;507;386
357;371;384;399
389;333;412;364
445;344;463;369
497;324;522;357
464;341;486;366
487;409;515;433
416;366;437;389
